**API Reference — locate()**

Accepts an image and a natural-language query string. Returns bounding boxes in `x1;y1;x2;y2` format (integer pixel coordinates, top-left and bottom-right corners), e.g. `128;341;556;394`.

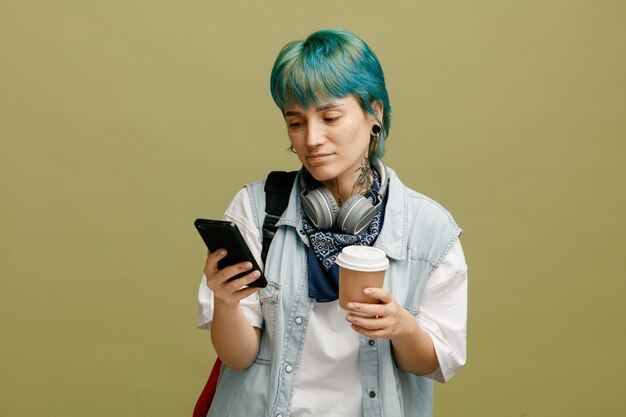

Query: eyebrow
284;102;344;117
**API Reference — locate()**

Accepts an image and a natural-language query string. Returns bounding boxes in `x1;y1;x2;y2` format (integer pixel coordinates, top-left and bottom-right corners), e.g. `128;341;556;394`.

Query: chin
305;165;338;183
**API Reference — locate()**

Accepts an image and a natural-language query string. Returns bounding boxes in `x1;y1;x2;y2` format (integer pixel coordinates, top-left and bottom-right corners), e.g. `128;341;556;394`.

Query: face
284;95;380;188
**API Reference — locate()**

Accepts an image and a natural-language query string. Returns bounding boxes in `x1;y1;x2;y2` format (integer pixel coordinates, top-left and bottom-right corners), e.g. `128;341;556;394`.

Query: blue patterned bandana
301;170;386;302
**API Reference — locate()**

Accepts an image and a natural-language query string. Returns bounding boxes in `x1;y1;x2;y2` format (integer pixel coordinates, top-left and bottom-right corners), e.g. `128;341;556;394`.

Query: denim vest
207;167;461;417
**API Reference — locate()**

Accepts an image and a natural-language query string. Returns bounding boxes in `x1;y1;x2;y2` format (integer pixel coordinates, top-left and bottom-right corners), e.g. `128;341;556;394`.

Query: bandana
301;170;386;302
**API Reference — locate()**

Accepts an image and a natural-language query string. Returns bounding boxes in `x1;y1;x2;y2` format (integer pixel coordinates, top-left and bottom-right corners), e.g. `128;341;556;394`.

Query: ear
370;100;383;124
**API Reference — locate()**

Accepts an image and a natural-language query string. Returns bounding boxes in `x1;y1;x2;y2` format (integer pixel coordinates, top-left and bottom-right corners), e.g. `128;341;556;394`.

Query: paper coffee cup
336;246;389;310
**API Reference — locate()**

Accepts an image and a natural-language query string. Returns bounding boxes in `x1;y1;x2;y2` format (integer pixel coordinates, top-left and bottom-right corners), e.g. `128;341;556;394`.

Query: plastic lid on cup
335;246;389;272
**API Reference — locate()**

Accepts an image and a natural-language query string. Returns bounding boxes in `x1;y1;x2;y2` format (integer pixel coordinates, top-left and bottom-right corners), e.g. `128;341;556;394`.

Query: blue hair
270;29;392;162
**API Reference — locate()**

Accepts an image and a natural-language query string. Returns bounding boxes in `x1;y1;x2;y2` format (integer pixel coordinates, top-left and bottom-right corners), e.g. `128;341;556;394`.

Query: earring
290;145;297;153
369;125;381;158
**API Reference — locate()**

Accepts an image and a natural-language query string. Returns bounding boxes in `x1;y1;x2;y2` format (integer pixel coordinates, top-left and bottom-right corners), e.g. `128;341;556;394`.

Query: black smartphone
194;218;267;288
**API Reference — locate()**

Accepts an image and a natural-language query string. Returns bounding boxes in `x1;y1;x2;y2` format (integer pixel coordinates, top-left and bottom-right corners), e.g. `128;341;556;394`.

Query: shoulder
243;178;267;195
223;187;260;238
224;187;253;219
405;188;459;232
387;167;460;231
386;167;462;266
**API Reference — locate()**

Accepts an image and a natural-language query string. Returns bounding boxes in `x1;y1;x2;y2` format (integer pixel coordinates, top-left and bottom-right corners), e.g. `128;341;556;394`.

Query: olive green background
1;1;624;416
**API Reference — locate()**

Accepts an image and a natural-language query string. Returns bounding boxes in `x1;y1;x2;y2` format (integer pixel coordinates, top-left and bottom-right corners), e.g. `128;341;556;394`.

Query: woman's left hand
345;288;417;340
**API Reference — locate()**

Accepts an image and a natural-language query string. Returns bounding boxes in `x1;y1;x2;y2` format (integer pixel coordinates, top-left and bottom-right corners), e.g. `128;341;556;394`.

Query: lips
306;153;332;164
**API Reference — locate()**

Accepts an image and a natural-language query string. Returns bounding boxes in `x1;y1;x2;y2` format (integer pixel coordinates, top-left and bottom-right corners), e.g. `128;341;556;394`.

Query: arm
345;290;439;375
346;240;468;378
390;311;440;375
204;250;262;371
197;188;267;371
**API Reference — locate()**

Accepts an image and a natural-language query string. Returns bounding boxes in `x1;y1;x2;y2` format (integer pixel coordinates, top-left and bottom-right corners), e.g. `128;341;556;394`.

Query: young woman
198;29;468;417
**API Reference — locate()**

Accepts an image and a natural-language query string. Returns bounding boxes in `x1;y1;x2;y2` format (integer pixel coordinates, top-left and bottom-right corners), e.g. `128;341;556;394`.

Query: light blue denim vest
207;167;461;417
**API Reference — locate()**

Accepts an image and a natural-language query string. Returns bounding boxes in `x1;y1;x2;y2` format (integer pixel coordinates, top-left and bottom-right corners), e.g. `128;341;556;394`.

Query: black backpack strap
261;170;298;265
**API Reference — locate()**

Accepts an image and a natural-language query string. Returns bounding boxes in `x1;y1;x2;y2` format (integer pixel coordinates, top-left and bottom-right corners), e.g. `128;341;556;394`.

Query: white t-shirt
198;188;468;416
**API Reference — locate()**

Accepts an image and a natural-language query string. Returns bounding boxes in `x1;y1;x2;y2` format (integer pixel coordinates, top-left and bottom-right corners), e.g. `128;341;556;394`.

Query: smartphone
194;218;267;288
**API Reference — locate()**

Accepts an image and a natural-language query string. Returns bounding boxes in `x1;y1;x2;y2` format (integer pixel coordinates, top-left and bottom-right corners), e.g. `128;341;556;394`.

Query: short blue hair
270;29;392;162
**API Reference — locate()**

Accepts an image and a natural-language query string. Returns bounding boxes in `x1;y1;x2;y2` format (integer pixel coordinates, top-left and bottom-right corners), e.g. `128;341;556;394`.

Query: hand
345;288;417;340
204;249;262;307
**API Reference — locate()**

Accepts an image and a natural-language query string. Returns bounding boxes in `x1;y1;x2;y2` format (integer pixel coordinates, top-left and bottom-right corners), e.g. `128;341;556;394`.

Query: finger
363;287;393;304
204;249;228;272
233;285;262;301
212;271;261;304
227;269;262;292
346;301;387;318
346;314;390;331
219;261;254;282
351;325;389;339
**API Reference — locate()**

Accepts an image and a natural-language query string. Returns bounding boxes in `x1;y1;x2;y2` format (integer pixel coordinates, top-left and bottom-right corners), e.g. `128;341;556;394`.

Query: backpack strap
261;170;298;264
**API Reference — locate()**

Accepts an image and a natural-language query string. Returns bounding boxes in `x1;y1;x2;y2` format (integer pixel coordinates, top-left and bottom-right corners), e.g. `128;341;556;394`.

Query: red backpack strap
192;358;222;417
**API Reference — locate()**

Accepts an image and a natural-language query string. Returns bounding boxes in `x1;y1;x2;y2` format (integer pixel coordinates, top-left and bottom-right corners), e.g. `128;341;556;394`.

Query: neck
323;157;374;206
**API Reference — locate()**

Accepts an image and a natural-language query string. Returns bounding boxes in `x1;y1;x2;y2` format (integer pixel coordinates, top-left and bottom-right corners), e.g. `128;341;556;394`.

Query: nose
305;120;325;148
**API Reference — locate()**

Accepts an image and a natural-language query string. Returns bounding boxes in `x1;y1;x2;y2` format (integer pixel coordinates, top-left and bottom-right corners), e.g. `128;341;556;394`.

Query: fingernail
347;303;357;310
364;289;373;295
218;249;226;256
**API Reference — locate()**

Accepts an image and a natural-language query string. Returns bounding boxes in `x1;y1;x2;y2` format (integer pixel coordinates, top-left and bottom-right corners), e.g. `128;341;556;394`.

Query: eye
285;116;305;129
323;113;341;123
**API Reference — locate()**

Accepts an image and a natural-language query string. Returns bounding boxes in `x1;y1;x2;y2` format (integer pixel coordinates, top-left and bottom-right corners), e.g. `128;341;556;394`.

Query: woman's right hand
204;249;262;307
204;248;263;370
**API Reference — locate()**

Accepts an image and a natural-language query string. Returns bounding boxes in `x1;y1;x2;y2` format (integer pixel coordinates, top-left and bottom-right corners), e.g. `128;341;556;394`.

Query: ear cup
336;195;378;235
301;186;339;230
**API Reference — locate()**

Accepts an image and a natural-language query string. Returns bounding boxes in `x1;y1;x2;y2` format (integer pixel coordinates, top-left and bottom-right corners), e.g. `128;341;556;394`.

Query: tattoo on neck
352;156;373;195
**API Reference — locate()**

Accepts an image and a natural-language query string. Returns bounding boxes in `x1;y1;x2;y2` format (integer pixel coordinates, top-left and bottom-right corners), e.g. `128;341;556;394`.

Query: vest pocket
258;280;281;362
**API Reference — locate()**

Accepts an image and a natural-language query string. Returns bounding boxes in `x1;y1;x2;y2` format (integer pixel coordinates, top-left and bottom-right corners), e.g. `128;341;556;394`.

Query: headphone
300;158;388;235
